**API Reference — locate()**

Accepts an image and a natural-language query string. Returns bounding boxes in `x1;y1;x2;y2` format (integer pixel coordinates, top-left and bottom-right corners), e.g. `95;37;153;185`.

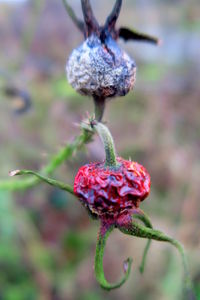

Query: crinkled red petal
74;157;151;218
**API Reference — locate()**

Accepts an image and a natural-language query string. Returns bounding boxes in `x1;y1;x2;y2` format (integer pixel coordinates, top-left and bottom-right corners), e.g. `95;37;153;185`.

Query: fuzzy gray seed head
66;35;136;98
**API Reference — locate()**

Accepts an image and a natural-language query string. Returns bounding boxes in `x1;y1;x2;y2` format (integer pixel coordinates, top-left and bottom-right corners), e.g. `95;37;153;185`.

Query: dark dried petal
104;0;122;31
118;27;160;45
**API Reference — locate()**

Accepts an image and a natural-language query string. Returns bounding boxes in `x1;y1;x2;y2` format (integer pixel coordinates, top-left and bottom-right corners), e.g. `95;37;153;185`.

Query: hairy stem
119;222;195;298
0;128;93;191
132;209;153;273
93;122;118;168
11;170;74;195
95;223;132;290
133;208;153;228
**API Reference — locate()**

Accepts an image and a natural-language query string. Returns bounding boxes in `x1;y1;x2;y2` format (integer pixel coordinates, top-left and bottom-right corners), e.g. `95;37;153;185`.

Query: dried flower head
74;157;150;219
64;0;160;120
67;34;136;99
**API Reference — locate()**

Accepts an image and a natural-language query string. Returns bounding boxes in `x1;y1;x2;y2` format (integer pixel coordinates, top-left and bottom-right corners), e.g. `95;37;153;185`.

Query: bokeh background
0;0;200;299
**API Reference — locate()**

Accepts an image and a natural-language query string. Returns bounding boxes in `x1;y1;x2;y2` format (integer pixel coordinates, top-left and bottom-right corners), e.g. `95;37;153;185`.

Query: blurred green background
0;0;200;299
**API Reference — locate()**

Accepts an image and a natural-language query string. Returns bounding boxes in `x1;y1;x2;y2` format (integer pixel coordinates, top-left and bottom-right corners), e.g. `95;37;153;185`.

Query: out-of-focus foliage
0;0;200;299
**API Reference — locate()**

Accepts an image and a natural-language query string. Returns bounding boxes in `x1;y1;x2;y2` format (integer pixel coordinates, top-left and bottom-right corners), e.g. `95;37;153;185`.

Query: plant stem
133;208;153;228
12;170;74;195
93;96;106;122
0;128;93;191
132;208;153;273
119;222;196;298
95;223;132;290
93;122;118;168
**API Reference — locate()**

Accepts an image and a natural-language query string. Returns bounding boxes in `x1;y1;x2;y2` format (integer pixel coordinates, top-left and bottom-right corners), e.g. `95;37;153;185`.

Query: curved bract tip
62;0;84;32
10;169;74;195
131;208;153;273
118;27;160;45
119;221;196;299
95;223;132;290
81;0;99;36
104;0;122;31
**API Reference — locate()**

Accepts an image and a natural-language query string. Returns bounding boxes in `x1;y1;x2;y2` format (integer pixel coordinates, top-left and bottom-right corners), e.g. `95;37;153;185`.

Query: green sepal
0;125;93;192
95;223;132;290
132;208;153;273
118;221;196;299
10;169;74;195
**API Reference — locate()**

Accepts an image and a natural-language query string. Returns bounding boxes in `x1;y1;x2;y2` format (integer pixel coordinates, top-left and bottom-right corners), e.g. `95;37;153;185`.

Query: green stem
133;208;152;229
119;222;195;298
95;223;132;290
93;122;118;168
0;128;93;191
132;209;153;273
43;128;93;174
11;170;74;195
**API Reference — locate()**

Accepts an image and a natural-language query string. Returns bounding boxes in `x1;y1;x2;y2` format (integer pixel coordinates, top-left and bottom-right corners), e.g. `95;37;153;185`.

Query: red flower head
74;157;150;219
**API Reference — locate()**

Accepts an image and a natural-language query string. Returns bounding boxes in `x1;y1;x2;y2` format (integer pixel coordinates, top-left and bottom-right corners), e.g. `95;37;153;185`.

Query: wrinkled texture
74;157;150;218
66;34;136;98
